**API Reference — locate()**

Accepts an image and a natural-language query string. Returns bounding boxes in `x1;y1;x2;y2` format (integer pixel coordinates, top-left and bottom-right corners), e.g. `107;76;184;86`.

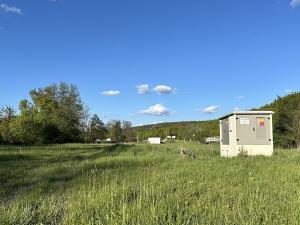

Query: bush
238;146;248;157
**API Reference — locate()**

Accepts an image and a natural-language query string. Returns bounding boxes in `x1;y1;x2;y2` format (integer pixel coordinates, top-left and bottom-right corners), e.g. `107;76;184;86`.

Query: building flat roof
219;111;274;120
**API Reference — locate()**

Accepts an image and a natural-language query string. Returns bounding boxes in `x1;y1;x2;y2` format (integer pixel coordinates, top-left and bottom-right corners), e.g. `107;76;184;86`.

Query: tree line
258;92;300;148
0;83;134;145
131;120;220;144
1;82;300;148
134;92;300;148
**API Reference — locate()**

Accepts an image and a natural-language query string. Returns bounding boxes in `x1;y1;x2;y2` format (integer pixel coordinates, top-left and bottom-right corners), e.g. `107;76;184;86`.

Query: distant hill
132;120;219;143
132;92;300;147
257;92;300;148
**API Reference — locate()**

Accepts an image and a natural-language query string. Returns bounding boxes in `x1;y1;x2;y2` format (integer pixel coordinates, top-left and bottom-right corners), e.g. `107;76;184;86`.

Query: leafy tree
10;100;44;144
89;114;107;142
290;104;300;148
11;83;86;144
47;82;85;143
0;106;16;144
107;120;124;143
122;120;134;142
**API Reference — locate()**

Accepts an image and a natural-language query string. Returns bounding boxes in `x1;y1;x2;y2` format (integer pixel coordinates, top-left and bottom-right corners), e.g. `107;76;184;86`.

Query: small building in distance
148;137;162;145
219;111;274;157
167;135;177;141
205;136;220;144
105;138;112;143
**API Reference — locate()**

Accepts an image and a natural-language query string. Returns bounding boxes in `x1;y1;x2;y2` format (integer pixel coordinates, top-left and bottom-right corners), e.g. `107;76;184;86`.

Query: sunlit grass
1;143;300;224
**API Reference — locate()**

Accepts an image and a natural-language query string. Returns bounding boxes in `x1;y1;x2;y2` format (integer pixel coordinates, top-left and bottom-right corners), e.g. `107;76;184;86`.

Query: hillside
132;120;219;143
257;92;300;148
133;92;300;147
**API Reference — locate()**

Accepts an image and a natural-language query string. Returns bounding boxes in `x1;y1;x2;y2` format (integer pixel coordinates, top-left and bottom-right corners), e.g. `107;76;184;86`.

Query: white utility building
148;137;162;145
219;111;274;157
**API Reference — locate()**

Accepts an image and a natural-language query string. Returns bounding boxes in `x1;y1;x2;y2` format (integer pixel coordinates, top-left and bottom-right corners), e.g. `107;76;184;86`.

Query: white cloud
153;85;172;94
290;0;300;8
0;4;22;15
140;104;170;116
284;89;293;94
234;107;241;111
137;84;149;95
238;96;244;100
151;121;164;124
202;105;219;114
102;90;120;96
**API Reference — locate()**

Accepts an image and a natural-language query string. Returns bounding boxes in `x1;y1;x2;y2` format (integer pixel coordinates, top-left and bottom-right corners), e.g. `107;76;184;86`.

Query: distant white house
148;137;161;145
167;135;176;140
105;138;112;143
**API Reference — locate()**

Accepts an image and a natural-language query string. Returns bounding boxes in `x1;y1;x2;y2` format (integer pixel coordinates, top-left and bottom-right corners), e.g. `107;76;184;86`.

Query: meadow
1;143;300;225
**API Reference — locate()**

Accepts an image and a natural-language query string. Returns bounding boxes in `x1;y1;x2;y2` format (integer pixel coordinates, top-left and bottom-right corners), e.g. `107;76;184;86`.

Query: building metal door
221;118;230;145
236;115;271;145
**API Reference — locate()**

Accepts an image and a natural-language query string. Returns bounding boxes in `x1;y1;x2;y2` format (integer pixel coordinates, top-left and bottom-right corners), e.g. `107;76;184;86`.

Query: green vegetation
258;92;300;148
132;120;219;143
1;143;300;224
133;92;300;148
1;82;300;148
0;83;132;145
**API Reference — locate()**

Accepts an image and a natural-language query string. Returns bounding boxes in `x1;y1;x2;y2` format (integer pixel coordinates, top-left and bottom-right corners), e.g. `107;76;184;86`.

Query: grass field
1;143;300;225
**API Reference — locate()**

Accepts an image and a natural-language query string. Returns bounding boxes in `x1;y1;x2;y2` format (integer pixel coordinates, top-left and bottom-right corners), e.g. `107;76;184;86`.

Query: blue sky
0;0;300;126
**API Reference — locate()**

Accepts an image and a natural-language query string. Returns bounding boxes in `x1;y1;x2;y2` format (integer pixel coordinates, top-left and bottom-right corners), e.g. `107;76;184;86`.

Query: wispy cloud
140;103;171;116
290;0;300;8
201;105;219;114
102;90;121;96
284;89;293;94
238;96;244;100
234;107;241;111
137;84;149;95
0;4;23;15
136;121;165;127
153;85;173;94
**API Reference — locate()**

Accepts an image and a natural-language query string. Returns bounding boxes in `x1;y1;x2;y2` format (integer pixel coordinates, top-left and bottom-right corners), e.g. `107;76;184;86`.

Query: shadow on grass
0;144;156;204
0;154;34;162
0;155;164;225
0;144;131;163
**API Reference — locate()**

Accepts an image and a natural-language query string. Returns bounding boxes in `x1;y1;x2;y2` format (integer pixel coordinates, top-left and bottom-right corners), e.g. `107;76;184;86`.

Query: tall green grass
1;143;300;224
